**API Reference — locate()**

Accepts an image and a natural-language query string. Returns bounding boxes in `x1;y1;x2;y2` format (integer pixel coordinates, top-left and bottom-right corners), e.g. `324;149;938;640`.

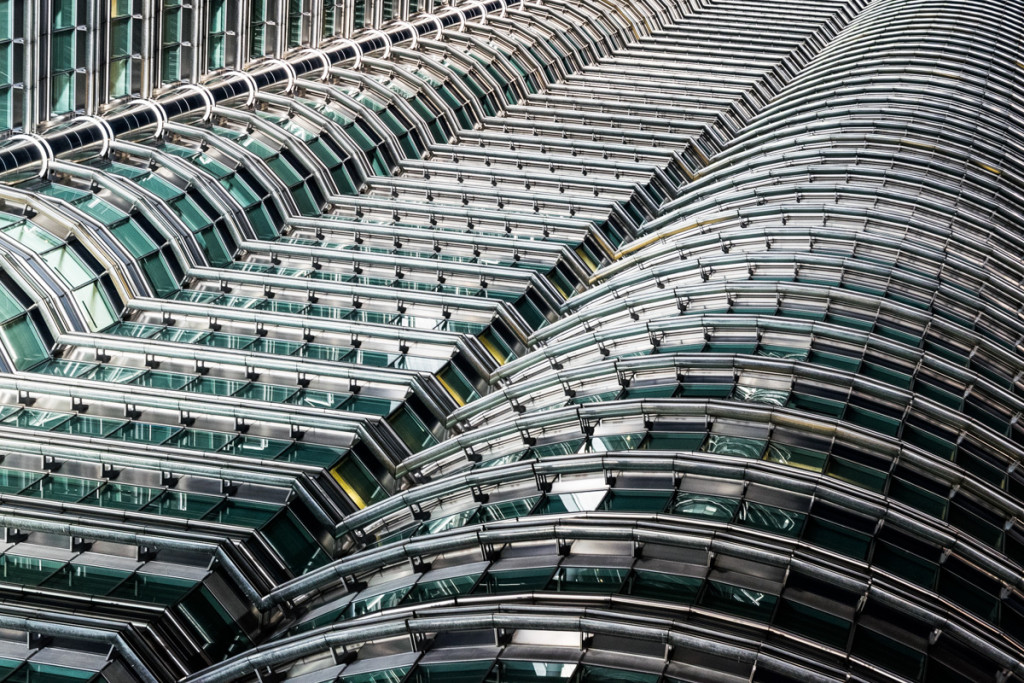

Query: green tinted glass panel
0;284;24;322
143;490;223;519
387;406;438;452
672;493;738;520
130;370;195;390
776;599;851;648
111;221;157;257
402;574;478;604
578;666;658;683
20;474;99;502
0;317;49;370
205;499;279;527
43;248;94;287
110;573;195;604
51;414;126;437
4;408;71;430
0;467;41;493
700;581;777;621
738;502;805;537
262;510;330;575
548;566;627;593
41;563;130;595
109;421;181;444
279;442;346;466
0;555;64;586
475;567;554;594
486;661;573;682
599;490;672;512
628;570;701;604
220;435;292;459
342;668;409;683
81;483;160;511
187;376;249;396
408;661;492;683
478;497;538;521
168;428;235;451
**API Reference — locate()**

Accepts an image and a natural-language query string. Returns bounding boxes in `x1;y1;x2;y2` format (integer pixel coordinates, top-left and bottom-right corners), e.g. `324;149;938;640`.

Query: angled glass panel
0;467;42;494
31;359;96;378
628;570;701;604
83;364;145;383
41;563;131;595
0;555;64;586
279;442;346;467
700;581;778;621
401;574;479;605
475;567;555;594
599;490;672;513
205;500;279;527
342;669;409;683
51;414;127;437
108;421;181;445
80;482;161;511
4;221;61;252
547;566;628;593
167;428;236;452
407;661;493;683
329;454;386;508
4;408;72;431
129;370;196;390
671;494;738;521
21;475;100;502
142;490;223;519
288;389;346;409
0;283;25;322
220;435;292;460
109;573;195;604
485;662;575;682
42;248;94;287
186;376;249;396
0;316;49;369
577;666;658;683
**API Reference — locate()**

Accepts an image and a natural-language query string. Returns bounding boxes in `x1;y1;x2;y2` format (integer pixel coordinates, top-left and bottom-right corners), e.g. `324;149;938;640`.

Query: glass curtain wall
161;0;191;84
287;0;307;49
208;0;237;69
250;0;276;58
109;0;137;99
0;0;20;130
322;0;343;38
50;0;84;115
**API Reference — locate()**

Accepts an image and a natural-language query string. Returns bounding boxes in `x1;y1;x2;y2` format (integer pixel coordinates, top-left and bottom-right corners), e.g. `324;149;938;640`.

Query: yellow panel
330;464;368;509
479;332;508;364
438;374;467;406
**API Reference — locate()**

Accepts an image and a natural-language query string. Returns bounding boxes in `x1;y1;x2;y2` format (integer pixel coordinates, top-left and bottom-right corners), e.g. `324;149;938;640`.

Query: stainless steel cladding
0;0;1018;682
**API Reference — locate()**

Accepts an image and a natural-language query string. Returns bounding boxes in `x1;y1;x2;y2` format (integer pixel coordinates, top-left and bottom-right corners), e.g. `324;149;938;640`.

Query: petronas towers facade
0;0;1016;680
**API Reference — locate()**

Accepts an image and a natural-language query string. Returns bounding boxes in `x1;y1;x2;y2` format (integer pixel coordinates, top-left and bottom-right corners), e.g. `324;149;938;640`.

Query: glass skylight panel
0;319;49;370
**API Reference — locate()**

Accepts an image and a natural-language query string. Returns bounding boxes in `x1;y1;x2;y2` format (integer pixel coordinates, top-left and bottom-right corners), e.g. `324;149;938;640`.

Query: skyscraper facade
0;0;1017;681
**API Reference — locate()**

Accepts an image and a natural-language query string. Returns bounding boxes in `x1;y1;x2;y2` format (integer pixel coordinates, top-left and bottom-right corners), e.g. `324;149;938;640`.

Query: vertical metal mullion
154;0;167;88
23;0;40;130
139;0;155;97
310;0;323;47
343;0;353;38
275;0;287;57
191;0;204;81
86;0;102;113
237;0;251;65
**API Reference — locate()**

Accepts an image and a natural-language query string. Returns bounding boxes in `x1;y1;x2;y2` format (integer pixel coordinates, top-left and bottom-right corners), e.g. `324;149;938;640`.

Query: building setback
0;0;1015;681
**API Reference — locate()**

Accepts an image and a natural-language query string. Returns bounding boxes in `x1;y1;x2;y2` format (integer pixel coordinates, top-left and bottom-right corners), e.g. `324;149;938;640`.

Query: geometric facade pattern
0;0;1018;681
